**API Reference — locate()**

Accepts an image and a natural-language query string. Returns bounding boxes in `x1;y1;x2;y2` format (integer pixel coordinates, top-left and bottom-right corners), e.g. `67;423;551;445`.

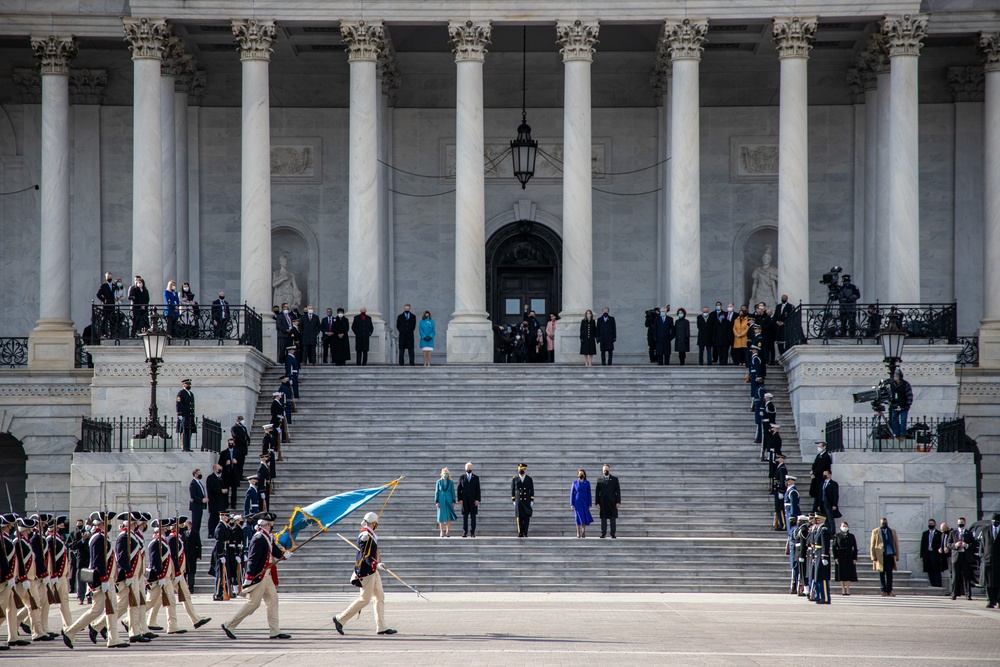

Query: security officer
838;274;861;337
222;512;292;640
176;379;196;451
511;463;534;537
332;512;395;636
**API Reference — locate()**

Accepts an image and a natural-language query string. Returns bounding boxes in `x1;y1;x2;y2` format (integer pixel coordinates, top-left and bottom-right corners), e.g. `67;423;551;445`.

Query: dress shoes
129;635;150;643
61;631;74;650
108;642;130;648
194;618;212;629
377;629;398;635
148;625;164;631
221;623;236;639
35;634;55;641
9;640;31;647
270;633;292;639
168;629;188;635
333;616;344;635
88;625;98;644
143;632;158;639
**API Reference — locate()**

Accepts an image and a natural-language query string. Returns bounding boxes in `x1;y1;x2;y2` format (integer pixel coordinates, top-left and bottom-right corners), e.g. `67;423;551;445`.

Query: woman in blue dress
571;469;594;538
163;279;180;336
435;467;457;537
419;311;435;367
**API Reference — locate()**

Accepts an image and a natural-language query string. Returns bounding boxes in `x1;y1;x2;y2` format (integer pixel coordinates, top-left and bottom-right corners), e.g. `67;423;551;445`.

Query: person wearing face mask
774;294;794;355
947;518;977;600
711;302;733;365
164;280;180;336
511;464;534;538
175;283;198;339
579;310;597;366
595;465;621;539
127;275;150;336
211;291;231;339
320;308;335;364
419;311;436;367
95;271;117;338
189;469;208;540
396;304;417;366
832;522;858;596
673;308;691;365
433;468;457;538
809;441;832;513
644;307;660;363
732;306;749;364
983;512;1000;608
457;463;480;538
696;306;714;365
920;519;944;588
275;302;292;363
570;470;593;538
810;513;832;604
653;306;675;366
328;308;350;366
870;517;899;597
176;378;196;452
300;305;319;366
594;308;616;366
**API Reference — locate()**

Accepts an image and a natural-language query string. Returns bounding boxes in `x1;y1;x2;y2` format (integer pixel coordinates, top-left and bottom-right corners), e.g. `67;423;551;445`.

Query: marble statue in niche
750;244;779;309
272;254;302;307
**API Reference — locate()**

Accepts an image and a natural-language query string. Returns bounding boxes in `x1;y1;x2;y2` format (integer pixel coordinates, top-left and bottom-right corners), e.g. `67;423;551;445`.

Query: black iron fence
0;335;89;368
89;303;263;352
79;415;220;453
956;336;979;367
785;302;957;347
825;414;966;452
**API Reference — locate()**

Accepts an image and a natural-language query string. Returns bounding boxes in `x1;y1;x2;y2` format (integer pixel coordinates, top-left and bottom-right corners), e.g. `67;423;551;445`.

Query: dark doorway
0;433;26;514
486;221;562;328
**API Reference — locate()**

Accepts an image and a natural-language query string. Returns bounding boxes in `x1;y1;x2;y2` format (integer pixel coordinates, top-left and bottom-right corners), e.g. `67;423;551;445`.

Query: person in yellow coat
870;517;900;597
732;307;750;365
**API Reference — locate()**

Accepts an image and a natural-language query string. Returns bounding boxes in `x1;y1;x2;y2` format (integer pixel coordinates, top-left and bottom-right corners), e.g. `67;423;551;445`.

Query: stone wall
956;371;1000;514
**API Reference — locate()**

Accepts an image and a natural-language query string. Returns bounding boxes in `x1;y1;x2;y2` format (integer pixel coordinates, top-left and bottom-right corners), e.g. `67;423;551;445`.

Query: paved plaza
10;591;1000;666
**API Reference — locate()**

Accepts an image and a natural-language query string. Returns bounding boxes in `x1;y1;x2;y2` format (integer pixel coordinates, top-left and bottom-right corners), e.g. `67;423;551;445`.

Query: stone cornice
123;17;170;61
980;32;1000;73
232;18;276;62
557;20;599;63
948;66;984;103
30;35;77;75
0;384;90;397
448;20;491;63
772;17;816;60
663;18;706;62
881;14;927;58
94;362;245;378
342;20;384;63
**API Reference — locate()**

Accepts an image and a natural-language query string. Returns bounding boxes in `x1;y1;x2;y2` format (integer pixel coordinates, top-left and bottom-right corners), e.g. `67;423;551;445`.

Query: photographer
889;369;913;441
837;274;861;337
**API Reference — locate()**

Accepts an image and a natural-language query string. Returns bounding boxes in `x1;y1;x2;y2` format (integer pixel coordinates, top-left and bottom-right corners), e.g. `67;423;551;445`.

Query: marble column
652;50;672;306
377;46;398;353
232;18;276;358
124;18;168;300
773;17;816;305
27;35;77;370
881;15;926;304
664;18;705;312
174;55;194;283
555;20;599;362
979;33;1000;368
857;53;879;295
872;34;891;303
342;21;387;362
160;37;182;287
446;20;493;362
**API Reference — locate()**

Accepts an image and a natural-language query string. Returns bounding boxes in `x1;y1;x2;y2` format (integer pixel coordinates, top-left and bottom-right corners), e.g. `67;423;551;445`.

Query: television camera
819;266;843;301
853;378;891;413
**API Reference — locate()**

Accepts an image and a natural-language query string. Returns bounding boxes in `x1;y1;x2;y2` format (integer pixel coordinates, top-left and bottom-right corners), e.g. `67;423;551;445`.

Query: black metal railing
824;414;964;452
0;337;28;367
956;336;979;367
78;415;220;453
89;303;263;352
785;302;957;347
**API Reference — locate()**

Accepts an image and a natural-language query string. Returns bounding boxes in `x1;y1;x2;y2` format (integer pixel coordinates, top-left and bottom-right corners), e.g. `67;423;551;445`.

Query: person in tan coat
870;517;900;596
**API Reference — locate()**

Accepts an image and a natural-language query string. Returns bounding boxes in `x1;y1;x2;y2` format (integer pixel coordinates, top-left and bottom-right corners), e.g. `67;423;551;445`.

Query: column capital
174;54;198;93
30;35;77;75
846;69;864;103
651;39;672;98
448;20;491;63
557;20;600;62
12;67;40;103
880;14;927;58
160;36;186;77
980;32;1000;73
342;20;384;63
123;17;170;61
662;18;706;62
772;17;816;59
232;18;276;62
867;33;891;75
69;69;108;105
948;66;985;103
378;46;401;97
855;51;879;91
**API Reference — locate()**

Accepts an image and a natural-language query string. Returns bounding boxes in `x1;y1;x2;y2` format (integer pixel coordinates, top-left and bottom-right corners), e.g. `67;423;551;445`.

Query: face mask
338;313;344;317
196;474;203;480
116;282;122;288
604;471;610;477
715;306;721;312
466;470;473;475
958;523;965;529
443;474;449;480
283;309;289;314
781;298;787;304
841;526;849;533
727;307;733;312
992;519;999;526
579;475;584;480
929;525;935;530
307;309;313;314
677;313;684;318
219;295;225;300
586;314;592;319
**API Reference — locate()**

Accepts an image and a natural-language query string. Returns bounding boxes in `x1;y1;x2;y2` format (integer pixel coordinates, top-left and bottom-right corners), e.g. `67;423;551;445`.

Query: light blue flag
275;478;400;551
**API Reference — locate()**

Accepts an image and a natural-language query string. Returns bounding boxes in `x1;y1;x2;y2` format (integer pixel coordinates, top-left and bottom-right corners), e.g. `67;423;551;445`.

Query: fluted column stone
174;55;195;283
857;52;879;294
233;18;276;357
871;34;891;302
27;35;77;369
446;20;494;362
978;32;1000;368
160;36;182;287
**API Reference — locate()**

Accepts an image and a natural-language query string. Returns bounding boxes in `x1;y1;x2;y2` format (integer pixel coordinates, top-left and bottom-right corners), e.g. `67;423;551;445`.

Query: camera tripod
869;403;893;451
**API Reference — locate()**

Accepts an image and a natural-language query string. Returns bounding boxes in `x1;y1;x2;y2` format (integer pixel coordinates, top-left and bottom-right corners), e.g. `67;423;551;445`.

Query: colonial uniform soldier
811;514;832;604
99;511;148;643
333;512;396;636
0;513;23;648
151;518;209;631
176;379;196;451
771;451;787;532
21;514;53;639
511;463;534;537
145;519;182;635
13;517;46;641
45;516;72;630
61;511;128;649
222;511;292;640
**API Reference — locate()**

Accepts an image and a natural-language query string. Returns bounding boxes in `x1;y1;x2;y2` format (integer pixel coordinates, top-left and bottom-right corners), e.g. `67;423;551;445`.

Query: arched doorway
0;433;26;513
486;221;562;328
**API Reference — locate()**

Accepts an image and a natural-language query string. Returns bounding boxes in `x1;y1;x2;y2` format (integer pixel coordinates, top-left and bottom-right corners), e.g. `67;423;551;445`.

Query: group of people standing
918;514;1000;606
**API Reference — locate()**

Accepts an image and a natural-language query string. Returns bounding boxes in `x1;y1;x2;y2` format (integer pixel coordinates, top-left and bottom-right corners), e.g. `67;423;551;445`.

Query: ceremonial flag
275;478;400;551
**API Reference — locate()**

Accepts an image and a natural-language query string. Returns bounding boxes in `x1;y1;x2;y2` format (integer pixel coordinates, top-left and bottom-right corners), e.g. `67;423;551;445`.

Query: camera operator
889;369;913;441
644;308;660;363
837;274;861;337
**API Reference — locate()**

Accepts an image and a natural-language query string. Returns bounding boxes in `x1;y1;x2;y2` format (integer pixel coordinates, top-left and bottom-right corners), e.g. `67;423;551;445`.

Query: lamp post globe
137;310;170;441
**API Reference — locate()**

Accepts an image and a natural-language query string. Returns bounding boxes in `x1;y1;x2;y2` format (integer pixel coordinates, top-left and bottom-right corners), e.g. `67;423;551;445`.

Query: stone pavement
10;592;1000;666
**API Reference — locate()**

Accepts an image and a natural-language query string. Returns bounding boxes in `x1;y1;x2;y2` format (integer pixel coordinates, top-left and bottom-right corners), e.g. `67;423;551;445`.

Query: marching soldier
1;513;24;648
145;518;183;635
92;511;147;643
156;516;209;630
22;514;53;640
14;517;47;642
511;463;534;537
45;516;72;630
222;511;292;640
333;512;395;636
61;511;128;649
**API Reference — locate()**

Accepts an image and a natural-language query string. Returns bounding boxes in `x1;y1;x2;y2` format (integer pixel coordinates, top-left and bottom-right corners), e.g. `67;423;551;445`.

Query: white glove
101;581;110;593
126;577;134;587
530;502;533;508
798;558;805;563
377;562;386;571
20;580;29;591
282;551;292;559
822;558;829;566
359;532;369;542
777;493;784;499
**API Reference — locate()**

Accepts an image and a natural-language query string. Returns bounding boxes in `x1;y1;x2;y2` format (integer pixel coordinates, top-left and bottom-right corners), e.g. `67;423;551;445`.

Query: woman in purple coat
571;469;594;538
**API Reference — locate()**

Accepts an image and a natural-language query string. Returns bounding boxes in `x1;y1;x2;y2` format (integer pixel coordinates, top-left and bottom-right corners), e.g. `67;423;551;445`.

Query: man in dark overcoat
351;307;374;366
653;309;674;365
595;308;617;365
457;463;481;538
595;464;621;539
696;306;714;365
331;308;351;365
809;441;833;513
511;464;534;538
396;305;417;366
983;513;1000;608
920;519;944;588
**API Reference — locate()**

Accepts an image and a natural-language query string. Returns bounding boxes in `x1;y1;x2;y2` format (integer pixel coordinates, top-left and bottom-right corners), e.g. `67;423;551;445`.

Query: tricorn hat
253;512;277;523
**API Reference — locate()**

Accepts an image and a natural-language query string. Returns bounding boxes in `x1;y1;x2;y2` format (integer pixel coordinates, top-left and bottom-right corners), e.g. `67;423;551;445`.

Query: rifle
47;492;61;606
125;474;137;609
172;496;186;603
102;480;113;615
154;483;169;607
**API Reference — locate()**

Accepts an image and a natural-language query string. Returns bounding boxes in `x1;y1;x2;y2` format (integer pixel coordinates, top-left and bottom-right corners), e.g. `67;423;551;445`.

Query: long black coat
920;529;945;573
654;316;675;355
331;316;351;363
595;315;616;352
579;318;597;355
981;523;1000;588
809;451;832;499
711;313;733;346
351;314;374;352
674;317;691;353
833;531;859;581
397;311;417;349
206;472;227;514
595;474;621;519
696;313;714;346
821;479;842;518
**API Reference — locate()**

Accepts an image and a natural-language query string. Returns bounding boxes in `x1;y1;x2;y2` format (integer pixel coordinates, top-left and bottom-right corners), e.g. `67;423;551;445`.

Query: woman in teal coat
419;311;436;367
435;467;457;537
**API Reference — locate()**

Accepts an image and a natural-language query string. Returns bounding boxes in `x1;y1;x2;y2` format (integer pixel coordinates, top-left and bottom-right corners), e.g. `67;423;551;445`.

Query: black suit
206;472;227;538
820;478;841;532
595;315;617;365
275;311;293;363
948;527;977;599
219;446;241;507
920;528;944;587
595;474;622;538
774;301;794;353
696;313;715;364
96;280;116;336
982;523;1000;606
653;316;675;365
320;316;337;363
351;314;374;365
712;312;733;365
189;476;207;538
809;451;832;512
396;311;417;365
457;473;481;537
300;312;320;364
211;298;231;339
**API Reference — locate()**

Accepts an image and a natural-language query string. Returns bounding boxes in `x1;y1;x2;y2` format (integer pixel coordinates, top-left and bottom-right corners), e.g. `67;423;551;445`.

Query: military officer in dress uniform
284;346;301;398
61;511;128;649
333;512;396;636
256;453;273;511
811;514;832;604
771;451;787;532
244;476;262;519
511;463;534;537
222;512;292;640
176;379;196;451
